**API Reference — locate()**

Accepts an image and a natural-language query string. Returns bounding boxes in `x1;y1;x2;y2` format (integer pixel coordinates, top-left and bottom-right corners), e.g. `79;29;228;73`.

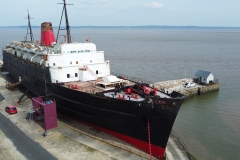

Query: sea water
1;27;239;160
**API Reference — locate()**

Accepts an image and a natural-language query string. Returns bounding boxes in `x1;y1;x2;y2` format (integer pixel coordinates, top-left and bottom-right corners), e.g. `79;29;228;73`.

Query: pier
154;78;219;98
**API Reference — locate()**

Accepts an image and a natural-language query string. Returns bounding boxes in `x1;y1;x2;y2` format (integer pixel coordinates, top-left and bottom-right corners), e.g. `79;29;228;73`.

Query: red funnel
41;22;55;46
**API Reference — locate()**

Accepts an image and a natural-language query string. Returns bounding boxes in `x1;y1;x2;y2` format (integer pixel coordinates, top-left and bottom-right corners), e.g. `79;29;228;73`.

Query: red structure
32;96;57;132
41;22;55;46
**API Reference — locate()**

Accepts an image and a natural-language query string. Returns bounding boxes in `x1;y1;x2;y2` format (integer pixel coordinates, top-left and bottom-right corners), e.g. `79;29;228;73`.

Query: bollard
198;87;201;95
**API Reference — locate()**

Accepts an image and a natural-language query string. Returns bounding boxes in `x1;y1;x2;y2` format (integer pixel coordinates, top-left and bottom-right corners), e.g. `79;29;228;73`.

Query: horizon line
0;25;239;28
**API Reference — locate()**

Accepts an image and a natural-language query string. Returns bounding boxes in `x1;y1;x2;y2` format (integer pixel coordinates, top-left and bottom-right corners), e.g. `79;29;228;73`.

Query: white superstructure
47;42;110;83
6;41;111;83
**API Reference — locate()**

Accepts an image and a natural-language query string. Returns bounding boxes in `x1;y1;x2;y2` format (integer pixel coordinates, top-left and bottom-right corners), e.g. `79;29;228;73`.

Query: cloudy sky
1;0;240;27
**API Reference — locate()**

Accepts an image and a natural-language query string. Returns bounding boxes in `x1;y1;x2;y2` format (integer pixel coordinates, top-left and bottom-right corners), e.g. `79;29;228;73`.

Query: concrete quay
0;75;190;160
154;78;219;98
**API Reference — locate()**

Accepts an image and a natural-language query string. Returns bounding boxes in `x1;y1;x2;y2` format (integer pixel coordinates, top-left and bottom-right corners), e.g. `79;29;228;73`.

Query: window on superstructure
96;70;98;74
76;61;78;64
75;73;78;77
90;60;92;63
67;74;70;78
71;51;76;53
53;63;55;66
78;50;83;53
70;61;72;64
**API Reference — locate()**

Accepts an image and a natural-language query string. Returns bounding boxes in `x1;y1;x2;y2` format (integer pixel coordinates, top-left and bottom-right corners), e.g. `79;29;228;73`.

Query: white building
195;70;214;84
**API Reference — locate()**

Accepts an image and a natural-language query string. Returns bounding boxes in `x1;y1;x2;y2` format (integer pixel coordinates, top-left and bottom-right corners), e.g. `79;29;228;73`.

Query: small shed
102;75;120;83
195;70;214;84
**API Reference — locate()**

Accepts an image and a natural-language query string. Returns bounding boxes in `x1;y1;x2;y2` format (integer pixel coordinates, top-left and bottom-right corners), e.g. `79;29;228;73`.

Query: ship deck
63;79;103;94
62;78;171;101
62;77;136;94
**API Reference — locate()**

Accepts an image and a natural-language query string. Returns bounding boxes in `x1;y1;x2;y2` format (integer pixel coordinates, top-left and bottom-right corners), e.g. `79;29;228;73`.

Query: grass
86;146;96;153
186;151;197;160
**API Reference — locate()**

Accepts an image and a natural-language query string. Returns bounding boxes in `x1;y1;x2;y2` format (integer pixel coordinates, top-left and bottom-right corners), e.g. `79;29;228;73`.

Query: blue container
46;101;51;104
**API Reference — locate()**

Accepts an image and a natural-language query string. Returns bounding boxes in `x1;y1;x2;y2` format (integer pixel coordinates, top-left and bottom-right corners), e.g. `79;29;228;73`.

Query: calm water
1;27;240;160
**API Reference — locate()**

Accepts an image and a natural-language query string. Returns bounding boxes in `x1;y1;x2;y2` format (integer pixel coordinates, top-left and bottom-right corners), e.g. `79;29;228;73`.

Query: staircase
83;65;97;79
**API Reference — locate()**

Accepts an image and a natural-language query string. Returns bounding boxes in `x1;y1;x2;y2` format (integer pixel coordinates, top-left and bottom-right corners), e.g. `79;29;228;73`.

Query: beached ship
2;1;185;159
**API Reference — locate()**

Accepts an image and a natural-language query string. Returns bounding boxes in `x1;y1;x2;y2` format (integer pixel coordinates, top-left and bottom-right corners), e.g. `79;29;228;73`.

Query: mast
56;0;73;43
25;10;34;43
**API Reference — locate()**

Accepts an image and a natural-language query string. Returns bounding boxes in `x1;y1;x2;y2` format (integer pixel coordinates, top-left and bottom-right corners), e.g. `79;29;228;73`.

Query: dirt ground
34;132;116;160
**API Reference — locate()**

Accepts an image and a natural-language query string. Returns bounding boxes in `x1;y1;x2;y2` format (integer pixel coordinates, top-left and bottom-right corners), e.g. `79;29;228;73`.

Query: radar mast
56;0;73;43
25;10;34;43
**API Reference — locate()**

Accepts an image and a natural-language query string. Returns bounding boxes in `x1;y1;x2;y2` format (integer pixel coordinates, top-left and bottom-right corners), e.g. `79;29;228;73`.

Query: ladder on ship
83;65;97;79
148;117;152;160
18;84;34;103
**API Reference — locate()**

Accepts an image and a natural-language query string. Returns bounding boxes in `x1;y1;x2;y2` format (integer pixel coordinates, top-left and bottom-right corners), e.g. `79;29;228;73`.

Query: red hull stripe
77;120;165;159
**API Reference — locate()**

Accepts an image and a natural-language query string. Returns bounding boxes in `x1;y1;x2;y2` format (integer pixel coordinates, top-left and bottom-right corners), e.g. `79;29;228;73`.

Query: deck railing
111;72;153;85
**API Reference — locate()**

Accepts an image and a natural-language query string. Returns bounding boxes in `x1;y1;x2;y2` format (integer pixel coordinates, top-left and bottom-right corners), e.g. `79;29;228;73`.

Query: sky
1;0;240;27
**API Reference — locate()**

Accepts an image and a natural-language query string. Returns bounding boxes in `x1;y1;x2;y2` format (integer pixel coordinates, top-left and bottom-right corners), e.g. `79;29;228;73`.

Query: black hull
3;50;185;158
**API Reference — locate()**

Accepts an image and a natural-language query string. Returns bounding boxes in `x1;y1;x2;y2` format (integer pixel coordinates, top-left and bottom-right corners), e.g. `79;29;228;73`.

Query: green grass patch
86;146;96;153
186;151;197;160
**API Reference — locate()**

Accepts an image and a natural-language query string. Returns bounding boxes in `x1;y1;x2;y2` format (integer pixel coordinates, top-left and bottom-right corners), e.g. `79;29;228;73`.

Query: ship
2;1;185;159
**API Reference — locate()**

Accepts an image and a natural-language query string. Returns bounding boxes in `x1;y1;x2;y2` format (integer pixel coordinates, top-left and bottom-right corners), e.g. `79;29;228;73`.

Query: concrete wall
181;83;219;97
154;78;219;98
